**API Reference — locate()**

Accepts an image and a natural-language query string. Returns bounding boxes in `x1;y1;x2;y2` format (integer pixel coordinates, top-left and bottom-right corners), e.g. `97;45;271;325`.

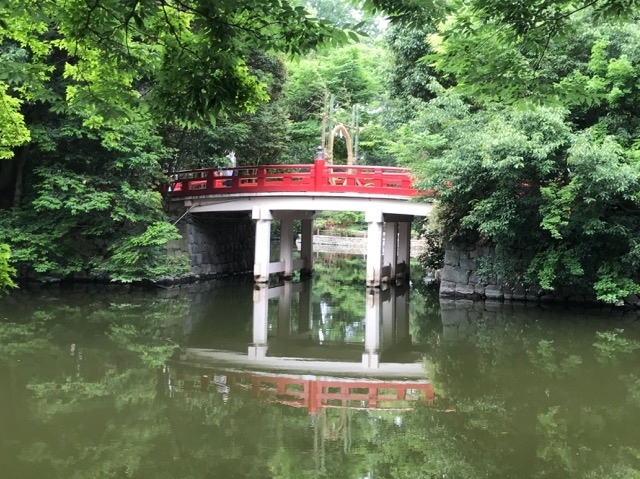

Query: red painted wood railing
167;159;420;197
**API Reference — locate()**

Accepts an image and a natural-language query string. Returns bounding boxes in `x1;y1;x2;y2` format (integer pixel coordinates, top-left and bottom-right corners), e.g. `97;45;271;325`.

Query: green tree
384;21;443;102
0;0;352;282
282;41;388;163
0;81;30;160
390;92;640;303
371;2;640;304
161;52;293;170
417;0;640;105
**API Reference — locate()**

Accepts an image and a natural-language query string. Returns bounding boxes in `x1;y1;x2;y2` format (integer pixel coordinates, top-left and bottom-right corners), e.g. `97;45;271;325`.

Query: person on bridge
221;151;236;186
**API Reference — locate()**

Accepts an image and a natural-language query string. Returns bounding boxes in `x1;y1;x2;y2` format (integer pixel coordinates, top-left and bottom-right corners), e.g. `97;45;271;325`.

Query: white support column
362;288;381;368
253;207;273;283
397;221;411;281
279;216;294;279
249;284;269;359
300;218;314;276
365;209;384;288
383;221;398;283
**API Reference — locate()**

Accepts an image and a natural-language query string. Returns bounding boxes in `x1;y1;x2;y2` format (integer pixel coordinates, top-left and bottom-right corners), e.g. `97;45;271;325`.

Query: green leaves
100;221;188;283
418;1;640;106
540;183;575;240
378;2;640;304
0;81;30;159
32;167;114;215
593;265;640;305
0;0;362;284
593;328;640;361
0;243;17;292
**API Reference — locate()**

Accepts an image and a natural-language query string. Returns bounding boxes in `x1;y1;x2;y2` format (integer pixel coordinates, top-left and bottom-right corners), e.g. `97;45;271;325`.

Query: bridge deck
181;193;432;218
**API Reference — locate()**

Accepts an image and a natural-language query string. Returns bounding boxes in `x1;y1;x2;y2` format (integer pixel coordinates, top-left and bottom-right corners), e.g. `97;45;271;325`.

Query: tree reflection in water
0;272;639;478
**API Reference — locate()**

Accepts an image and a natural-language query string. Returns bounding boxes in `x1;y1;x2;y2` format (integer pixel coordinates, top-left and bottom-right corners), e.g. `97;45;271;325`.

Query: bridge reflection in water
173;279;433;413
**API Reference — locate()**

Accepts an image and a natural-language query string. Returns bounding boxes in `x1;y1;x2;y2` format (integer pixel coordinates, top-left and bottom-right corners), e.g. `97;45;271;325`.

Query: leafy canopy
0;0;356;283
0;0;355;151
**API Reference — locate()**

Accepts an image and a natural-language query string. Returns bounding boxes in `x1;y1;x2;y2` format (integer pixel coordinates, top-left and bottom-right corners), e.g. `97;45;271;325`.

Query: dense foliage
0;243;16;292
0;0;352;283
380;1;640;304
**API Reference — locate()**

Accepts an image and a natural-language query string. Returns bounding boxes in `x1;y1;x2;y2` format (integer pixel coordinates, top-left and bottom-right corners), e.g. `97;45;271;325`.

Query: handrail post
208;169;215;193
257;165;266;188
314;158;326;192
314;147;326;192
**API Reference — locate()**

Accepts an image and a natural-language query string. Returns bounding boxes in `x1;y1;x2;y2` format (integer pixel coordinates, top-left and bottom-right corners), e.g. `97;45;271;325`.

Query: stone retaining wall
166;213;254;281
439;245;504;300
439;243;639;307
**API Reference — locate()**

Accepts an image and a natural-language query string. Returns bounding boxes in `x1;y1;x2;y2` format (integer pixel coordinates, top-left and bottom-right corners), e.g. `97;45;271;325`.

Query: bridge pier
300;218;313;276
383;221;398;282
279;215;295;279
249;281;313;359
366;212;414;288
247;279;412;369
362;285;412;367
253;207;317;283
365;210;384;287
248;285;269;360
252;207;274;283
397;221;411;281
362;288;382;368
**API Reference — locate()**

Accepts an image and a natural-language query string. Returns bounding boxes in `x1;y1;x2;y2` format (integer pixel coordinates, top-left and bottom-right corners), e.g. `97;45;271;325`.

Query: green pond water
1;254;640;479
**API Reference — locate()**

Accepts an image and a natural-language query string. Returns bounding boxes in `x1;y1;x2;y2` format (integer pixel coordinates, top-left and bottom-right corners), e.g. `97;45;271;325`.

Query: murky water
1;254;640;479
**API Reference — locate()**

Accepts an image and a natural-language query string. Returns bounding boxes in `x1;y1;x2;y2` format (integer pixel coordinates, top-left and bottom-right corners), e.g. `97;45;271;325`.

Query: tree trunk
0;145;29;209
12;146;29;208
0;157;17;210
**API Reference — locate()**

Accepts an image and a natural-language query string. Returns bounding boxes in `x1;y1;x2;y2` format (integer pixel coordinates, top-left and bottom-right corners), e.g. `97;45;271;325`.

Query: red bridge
166;158;434;286
168;158;422;198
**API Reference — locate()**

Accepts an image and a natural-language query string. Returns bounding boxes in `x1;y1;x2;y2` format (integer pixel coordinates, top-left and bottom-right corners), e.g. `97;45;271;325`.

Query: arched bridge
167;159;434;287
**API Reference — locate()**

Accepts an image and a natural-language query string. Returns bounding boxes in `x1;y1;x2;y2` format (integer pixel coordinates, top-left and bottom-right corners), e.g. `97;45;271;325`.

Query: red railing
167;159;419;198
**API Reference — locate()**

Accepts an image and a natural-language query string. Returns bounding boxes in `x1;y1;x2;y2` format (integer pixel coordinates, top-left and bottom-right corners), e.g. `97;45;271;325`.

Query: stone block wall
441;243;559;301
439;245;499;300
166;213;254;281
439;243;632;306
310;235;427;256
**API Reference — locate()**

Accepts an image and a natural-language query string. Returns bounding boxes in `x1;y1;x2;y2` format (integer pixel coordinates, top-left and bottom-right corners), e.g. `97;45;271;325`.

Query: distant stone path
298;234;427;257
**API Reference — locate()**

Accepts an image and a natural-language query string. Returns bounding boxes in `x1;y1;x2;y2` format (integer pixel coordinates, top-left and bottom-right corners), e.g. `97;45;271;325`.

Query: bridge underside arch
175;193;433;287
